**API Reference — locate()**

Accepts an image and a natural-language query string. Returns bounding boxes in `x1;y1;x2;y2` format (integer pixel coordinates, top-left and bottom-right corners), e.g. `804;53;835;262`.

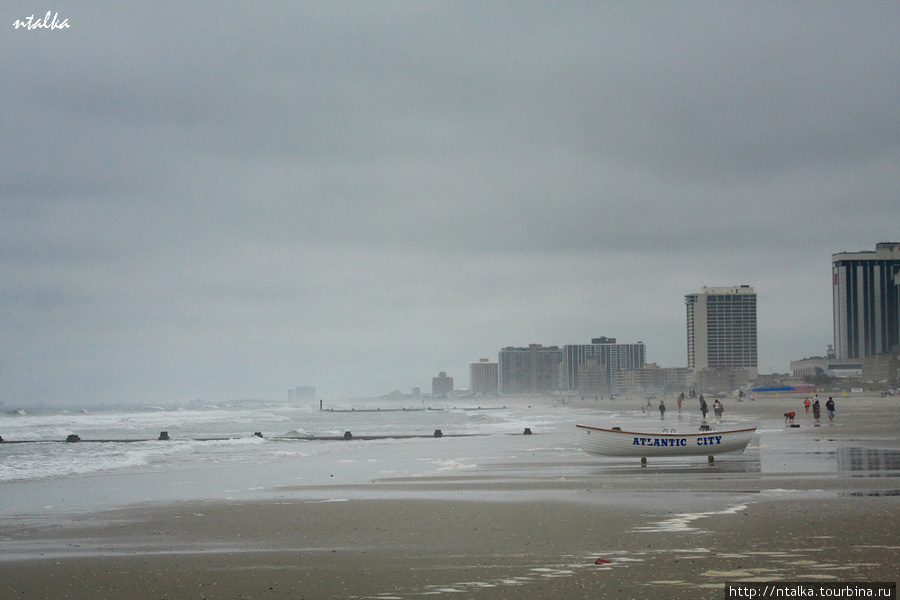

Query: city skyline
3;3;899;405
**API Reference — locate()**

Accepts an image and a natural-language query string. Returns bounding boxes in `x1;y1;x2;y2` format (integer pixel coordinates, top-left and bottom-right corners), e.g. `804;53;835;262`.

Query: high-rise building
431;371;453;397
470;359;499;395
498;344;562;395
685;286;758;377
559;337;646;393
832;242;900;360
432;371;454;397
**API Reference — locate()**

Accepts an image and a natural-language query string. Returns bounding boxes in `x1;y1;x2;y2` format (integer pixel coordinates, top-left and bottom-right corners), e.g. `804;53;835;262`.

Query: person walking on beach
813;398;821;423
826;397;835;421
804;397;811;414
700;398;708;420
713;399;724;419
677;392;684;412
659;400;666;420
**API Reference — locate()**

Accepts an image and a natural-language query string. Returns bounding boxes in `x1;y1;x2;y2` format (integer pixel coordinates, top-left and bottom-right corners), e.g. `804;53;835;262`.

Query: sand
1;393;898;599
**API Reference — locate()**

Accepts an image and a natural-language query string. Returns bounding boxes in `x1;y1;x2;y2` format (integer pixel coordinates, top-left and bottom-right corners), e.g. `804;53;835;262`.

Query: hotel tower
685;286;758;377
832;243;900;360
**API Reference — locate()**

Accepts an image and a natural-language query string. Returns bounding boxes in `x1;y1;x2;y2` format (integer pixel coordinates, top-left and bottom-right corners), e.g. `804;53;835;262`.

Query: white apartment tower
469;359;499;395
686;286;758;377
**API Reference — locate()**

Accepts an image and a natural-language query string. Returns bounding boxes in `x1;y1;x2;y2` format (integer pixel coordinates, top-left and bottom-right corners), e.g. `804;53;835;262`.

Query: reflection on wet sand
839;447;900;475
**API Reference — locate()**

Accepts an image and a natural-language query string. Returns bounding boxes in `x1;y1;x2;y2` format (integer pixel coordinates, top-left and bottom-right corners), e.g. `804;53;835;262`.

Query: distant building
469;359;499;395
577;357;609;396
498;344;562;395
613;364;691;395
692;367;751;393
790;346;862;379
862;351;900;385
832;242;900;361
432;371;454;397
288;386;316;402
559;337;646;394
686;286;758;379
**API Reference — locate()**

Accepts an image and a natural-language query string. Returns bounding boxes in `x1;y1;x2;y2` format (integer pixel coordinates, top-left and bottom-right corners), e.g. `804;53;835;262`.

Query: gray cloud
2;1;899;404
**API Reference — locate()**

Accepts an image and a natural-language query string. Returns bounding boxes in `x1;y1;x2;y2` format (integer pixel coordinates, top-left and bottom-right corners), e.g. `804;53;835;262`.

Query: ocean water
0;397;561;479
0;396;615;517
1;396;866;520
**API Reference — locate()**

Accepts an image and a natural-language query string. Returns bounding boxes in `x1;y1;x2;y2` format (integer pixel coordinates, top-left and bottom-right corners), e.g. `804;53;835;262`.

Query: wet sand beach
1;393;898;599
1;496;897;599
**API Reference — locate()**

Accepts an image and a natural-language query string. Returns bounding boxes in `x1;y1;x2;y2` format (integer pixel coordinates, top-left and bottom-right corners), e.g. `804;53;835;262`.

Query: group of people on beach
657;390;839;425
658;391;724;421
789;394;836;424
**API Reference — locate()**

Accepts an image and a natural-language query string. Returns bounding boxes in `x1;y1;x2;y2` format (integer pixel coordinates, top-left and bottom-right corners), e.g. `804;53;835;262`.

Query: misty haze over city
3;2;899;405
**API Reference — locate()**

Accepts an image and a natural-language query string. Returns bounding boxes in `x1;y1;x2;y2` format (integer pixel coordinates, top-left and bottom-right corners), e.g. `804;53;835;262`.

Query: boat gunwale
575;424;757;438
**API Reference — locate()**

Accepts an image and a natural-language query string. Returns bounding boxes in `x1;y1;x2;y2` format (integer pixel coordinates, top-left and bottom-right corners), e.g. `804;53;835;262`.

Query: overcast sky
2;2;899;405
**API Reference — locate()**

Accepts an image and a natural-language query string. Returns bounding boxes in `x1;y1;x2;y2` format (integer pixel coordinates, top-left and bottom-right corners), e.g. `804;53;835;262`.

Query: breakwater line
0;430;518;444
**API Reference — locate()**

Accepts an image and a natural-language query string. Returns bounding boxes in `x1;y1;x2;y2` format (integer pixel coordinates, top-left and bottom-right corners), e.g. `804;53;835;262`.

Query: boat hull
575;424;756;457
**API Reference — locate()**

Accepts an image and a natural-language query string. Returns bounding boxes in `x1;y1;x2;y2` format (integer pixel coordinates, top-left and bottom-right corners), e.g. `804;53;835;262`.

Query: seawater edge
0;433;492;444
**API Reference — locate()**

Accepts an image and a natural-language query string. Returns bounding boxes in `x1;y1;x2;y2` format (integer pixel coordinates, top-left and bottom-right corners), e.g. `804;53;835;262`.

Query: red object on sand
595;558;612;565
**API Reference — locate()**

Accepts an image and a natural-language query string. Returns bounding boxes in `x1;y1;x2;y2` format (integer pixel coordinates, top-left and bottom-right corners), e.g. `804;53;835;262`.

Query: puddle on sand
632;504;747;533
